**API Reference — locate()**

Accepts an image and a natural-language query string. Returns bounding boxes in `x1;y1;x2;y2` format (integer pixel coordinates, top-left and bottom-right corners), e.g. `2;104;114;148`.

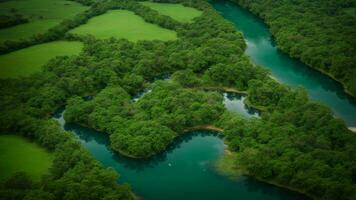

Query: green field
0;41;83;78
140;2;203;23
69;10;177;41
0;135;53;181
0;0;88;43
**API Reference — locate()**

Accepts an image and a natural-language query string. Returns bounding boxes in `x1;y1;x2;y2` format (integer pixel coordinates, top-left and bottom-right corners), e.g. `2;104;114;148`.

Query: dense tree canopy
0;14;28;29
235;0;356;96
0;0;355;199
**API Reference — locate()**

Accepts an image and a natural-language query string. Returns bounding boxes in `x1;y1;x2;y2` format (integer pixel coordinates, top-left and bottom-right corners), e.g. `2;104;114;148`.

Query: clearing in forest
0;41;83;78
69;10;177;41
0;0;88;43
140;2;203;23
0;135;53;181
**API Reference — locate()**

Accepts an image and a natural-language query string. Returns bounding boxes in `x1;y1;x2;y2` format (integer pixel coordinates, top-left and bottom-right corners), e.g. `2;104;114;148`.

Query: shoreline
198;86;248;94
214;149;316;199
74;122;226;159
230;0;356;99
243;97;267;112
348;127;356;132
184;125;224;133
299;60;356;98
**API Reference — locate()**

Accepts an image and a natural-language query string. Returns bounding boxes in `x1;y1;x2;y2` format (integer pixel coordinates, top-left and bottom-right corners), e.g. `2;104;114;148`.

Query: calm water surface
223;92;259;117
54;111;307;200
211;0;356;126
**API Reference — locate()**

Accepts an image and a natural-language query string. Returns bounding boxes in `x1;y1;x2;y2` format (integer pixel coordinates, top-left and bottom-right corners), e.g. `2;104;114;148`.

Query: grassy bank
0;134;53;181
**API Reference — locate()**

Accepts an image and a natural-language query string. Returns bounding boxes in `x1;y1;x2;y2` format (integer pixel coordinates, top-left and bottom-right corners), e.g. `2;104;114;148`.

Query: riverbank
184;125;224;133
199;86;248;94
243;97;267;112
214;149;244;179
118;125;225;159
229;0;356;98
309;66;356;98
214;149;315;199
349;127;356;133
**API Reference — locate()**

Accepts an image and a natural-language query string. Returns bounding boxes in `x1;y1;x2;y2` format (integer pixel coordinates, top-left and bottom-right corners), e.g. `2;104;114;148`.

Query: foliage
235;0;356;96
0;0;87;44
0;112;134;200
0;0;355;199
65;82;224;157
111;120;176;157
0;14;28;29
0;41;83;78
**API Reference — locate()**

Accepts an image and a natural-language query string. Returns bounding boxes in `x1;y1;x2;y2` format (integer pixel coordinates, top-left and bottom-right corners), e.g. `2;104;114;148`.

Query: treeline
0;0;355;199
64;81;224;158
0;14;28;29
235;0;356;96
217;79;356;199
0;0;110;54
0;111;134;200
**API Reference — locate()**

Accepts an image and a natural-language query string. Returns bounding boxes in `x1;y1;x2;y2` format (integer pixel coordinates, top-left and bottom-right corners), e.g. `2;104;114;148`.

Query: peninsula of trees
0;0;355;200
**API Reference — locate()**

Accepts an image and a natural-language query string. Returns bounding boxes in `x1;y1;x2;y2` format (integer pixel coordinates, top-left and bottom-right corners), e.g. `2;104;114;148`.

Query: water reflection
64;120;223;171
223;92;259;117
132;88;152;102
212;0;356;126
53;109;308;200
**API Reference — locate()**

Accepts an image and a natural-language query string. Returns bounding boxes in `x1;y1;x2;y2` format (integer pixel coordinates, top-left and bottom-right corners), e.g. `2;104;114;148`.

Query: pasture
0;0;88;43
69;10;177;41
140;2;203;23
0;135;53;181
0;41;83;78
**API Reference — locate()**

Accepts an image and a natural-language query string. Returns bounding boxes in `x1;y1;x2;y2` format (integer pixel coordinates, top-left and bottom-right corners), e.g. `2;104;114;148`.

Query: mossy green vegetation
64;82;224;158
0;134;52;180
69;10;177;41
0;41;83;78
234;0;356;96
214;150;243;179
0;0;88;43
140;2;203;23
0;0;355;199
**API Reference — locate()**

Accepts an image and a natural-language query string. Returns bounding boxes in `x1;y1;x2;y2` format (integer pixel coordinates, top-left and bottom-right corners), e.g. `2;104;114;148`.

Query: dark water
54;111;307;200
211;0;356;127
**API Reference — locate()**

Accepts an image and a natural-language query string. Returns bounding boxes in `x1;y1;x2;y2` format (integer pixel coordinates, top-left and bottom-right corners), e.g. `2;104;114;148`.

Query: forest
0;0;355;200
235;0;356;96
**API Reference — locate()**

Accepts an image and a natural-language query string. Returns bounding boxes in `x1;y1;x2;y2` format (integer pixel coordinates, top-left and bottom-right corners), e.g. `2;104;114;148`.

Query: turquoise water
211;0;356;126
54;111;307;200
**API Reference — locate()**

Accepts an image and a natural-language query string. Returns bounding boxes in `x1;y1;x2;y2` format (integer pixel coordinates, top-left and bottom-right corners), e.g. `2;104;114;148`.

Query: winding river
48;1;356;199
54;111;307;200
212;0;356;127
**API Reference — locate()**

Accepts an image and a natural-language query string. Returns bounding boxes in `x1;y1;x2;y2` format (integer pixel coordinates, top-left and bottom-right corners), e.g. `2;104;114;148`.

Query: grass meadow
0;135;53;181
0;0;88;43
69;10;177;41
0;41;83;78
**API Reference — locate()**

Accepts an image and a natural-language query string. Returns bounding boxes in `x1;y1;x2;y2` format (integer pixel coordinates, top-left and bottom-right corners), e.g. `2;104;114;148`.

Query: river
50;1;352;198
54;111;307;200
211;0;356;127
